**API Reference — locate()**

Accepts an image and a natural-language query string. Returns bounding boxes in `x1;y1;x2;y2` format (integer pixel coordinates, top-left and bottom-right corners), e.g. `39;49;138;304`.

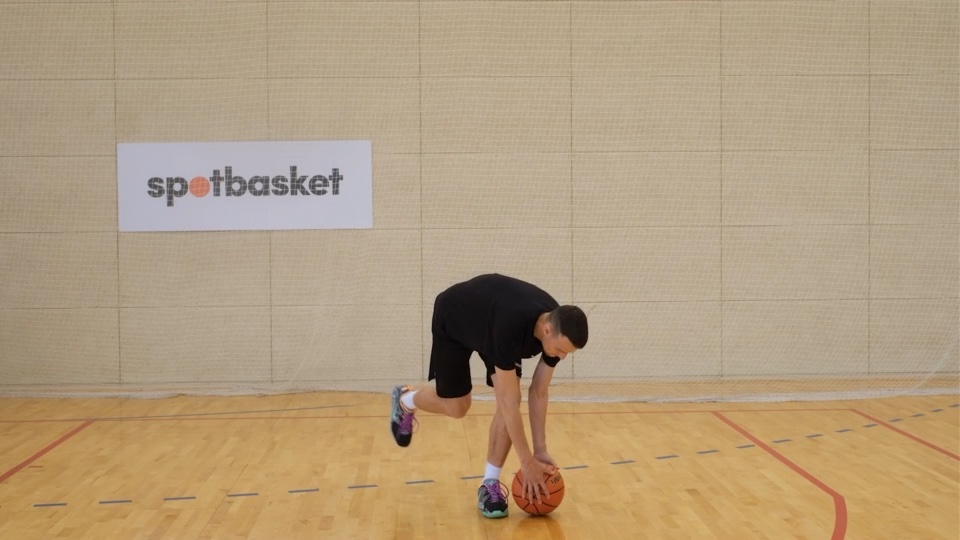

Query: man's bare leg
410;386;471;419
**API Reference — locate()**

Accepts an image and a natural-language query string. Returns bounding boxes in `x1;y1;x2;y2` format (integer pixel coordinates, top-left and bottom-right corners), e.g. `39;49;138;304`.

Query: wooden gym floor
0;392;957;539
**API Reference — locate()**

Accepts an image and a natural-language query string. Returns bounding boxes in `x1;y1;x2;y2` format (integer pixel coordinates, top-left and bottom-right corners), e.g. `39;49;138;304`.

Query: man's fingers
525;480;543;504
527;479;545;504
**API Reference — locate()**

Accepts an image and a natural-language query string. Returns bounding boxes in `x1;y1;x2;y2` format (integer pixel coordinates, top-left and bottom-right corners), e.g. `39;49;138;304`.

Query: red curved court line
712;412;847;540
849;409;959;461
0;420;94;485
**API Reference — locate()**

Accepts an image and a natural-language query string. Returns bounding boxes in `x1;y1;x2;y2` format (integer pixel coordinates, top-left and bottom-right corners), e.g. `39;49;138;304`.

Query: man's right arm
493;366;550;503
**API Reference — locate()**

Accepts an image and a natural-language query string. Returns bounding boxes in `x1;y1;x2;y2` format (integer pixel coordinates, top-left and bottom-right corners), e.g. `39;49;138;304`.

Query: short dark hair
549;305;588;349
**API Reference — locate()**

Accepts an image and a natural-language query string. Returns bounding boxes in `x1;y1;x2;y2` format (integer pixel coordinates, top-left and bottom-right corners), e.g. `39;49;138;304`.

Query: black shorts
428;317;521;399
427;329;474;399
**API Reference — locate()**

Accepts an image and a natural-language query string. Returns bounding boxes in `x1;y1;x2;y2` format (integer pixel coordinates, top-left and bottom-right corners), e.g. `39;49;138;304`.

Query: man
389;273;588;518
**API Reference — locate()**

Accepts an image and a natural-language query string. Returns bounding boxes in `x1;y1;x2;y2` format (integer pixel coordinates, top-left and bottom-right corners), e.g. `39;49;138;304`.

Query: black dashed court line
36;401;960;509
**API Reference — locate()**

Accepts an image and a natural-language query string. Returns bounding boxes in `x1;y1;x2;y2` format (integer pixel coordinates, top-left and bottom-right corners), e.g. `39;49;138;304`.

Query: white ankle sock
483;463;501;482
400;390;417;411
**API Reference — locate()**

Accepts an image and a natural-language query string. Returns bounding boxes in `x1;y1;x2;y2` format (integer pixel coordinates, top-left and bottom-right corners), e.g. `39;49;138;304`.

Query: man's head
540;305;588;360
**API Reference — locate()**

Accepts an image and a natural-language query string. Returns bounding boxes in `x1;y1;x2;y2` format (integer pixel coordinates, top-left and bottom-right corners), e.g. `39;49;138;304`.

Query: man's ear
543;319;555;338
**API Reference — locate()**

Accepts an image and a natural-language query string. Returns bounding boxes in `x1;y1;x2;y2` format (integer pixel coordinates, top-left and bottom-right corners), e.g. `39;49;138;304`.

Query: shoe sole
481;509;508;519
390;385;412;447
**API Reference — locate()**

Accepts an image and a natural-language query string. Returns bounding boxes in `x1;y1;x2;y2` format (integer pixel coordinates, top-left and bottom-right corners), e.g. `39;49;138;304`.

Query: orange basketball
512;468;565;515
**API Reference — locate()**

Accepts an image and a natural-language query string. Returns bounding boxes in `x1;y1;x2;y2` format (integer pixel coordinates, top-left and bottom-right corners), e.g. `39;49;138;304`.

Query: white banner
117;141;372;232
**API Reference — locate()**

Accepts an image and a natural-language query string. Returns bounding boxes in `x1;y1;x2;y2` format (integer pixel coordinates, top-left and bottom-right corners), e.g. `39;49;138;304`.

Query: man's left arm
528;357;556;467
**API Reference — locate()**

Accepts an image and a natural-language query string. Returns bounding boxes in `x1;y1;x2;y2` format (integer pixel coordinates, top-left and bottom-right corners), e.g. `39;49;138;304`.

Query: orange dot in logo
189;176;211;197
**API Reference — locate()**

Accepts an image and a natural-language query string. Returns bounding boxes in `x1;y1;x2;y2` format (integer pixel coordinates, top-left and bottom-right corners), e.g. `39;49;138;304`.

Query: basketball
511;468;565;515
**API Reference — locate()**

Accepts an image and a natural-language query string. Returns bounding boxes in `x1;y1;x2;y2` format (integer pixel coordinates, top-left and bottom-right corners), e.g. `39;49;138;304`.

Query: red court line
0;420;94;485
713;412;847;540
849;409;960;461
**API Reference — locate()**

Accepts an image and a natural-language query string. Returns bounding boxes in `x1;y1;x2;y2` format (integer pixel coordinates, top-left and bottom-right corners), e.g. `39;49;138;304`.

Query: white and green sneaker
477;478;509;518
390;384;416;447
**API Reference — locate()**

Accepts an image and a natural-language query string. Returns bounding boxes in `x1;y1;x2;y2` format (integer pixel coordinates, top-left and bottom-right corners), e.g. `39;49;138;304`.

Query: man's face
544;334;577;360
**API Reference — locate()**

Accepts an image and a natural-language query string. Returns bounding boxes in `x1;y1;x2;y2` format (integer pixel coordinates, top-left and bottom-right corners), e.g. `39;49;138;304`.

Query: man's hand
533;449;558;472
520;456;553;505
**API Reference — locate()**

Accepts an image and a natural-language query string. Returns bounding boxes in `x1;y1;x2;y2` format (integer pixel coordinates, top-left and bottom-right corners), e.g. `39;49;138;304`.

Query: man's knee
447;394;472;419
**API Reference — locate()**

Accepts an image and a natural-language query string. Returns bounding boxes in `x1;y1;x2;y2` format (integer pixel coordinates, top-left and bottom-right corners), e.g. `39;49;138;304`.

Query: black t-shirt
434;273;561;371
